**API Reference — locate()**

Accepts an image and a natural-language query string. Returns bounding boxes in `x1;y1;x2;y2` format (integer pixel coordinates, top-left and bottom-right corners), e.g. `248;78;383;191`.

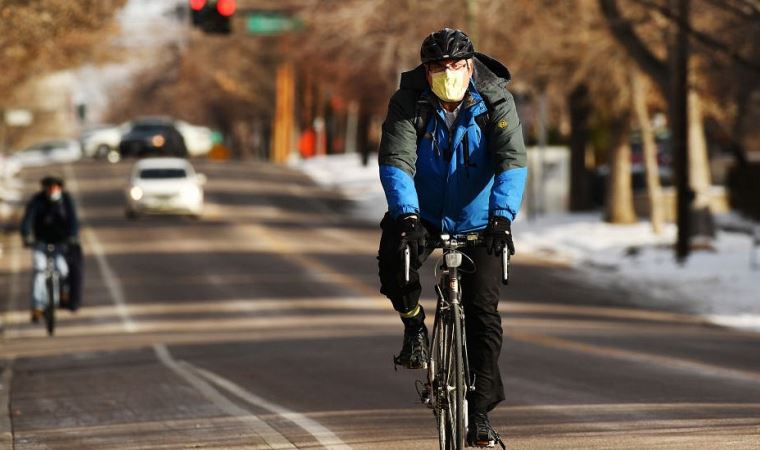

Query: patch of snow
291;153;760;332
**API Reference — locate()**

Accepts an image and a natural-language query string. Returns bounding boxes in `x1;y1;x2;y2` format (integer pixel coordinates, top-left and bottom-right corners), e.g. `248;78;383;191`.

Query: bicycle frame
41;243;63;336
410;233;509;450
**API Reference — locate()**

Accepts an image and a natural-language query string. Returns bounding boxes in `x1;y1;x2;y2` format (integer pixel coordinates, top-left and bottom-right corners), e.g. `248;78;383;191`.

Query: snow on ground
291;153;760;332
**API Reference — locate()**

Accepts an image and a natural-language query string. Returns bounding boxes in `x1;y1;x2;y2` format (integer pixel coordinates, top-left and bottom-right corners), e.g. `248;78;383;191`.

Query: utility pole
272;62;295;163
670;0;691;262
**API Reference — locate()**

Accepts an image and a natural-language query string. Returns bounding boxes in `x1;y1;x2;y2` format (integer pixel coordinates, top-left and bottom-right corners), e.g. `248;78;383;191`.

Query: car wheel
96;144;111;159
107;149;121;164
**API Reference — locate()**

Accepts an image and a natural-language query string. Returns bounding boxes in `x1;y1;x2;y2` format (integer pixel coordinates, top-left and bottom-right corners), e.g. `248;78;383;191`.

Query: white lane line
1;236;22;339
63;164;137;333
188;363;352;450
60;165;334;448
0;359;14;448
82;228;137;333
1;231;21;445
153;344;296;449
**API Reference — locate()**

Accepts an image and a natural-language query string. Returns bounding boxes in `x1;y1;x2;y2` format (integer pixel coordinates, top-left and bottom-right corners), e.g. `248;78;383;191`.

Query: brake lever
404;245;411;284
501;247;510;285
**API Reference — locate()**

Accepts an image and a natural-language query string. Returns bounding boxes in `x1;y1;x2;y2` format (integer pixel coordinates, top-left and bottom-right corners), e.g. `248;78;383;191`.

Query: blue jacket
378;53;528;233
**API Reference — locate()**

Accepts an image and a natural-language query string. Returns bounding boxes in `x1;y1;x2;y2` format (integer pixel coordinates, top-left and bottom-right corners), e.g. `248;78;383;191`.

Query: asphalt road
1;159;759;449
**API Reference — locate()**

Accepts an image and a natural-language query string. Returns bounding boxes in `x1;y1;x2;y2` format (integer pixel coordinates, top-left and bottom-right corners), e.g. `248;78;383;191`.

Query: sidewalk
291;153;760;332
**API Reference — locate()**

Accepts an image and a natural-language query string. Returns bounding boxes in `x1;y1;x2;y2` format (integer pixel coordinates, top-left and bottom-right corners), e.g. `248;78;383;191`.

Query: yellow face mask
430;67;469;102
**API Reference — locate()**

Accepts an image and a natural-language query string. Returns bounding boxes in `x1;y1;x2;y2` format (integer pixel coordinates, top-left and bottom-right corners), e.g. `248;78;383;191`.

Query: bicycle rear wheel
45;275;57;336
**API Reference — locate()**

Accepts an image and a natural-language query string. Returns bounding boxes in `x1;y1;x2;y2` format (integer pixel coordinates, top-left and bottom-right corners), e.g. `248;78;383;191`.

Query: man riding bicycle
377;28;527;447
20;175;80;322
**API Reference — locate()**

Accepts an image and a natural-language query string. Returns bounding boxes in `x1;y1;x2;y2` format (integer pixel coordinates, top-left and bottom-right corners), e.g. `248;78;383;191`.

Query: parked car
0;154;21;178
8;139;82;168
86;118;213;162
125;158;205;218
80;122;130;161
119;118;188;160
175;120;214;157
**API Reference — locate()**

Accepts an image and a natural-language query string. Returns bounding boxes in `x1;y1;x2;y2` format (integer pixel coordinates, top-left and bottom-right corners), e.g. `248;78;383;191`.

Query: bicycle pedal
415;380;433;408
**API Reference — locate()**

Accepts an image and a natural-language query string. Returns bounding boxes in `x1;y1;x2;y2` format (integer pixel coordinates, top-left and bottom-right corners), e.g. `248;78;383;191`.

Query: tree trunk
688;88;716;240
605;117;638;224
569;84;593;211
688;90;712;207
232;120;252;160
357;98;372;167
631;71;664;233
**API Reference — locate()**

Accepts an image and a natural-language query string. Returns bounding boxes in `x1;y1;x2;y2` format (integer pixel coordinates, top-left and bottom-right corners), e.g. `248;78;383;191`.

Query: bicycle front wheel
430;306;449;450
431;301;467;449
452;300;466;449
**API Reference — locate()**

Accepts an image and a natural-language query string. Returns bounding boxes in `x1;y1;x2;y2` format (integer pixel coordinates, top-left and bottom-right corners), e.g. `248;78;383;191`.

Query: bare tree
0;0;126;104
632;70;665;233
599;0;758;219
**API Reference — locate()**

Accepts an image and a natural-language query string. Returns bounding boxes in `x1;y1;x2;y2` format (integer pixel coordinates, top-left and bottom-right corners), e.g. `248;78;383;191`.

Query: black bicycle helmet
420;28;475;64
40;175;64;188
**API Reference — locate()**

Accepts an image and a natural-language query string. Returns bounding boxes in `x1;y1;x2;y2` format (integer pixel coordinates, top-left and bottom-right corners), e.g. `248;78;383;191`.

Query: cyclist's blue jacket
378;53;527;233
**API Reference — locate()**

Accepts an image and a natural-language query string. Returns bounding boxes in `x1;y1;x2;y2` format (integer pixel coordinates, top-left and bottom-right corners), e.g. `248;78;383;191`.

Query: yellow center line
510;332;760;385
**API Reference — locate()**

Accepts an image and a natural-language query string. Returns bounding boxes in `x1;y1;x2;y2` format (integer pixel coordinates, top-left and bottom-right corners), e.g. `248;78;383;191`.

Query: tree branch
598;0;669;95
631;0;760;73
701;0;759;19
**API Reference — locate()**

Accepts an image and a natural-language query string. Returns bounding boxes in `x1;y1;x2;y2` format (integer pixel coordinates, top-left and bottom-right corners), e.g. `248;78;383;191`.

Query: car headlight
130;186;143;200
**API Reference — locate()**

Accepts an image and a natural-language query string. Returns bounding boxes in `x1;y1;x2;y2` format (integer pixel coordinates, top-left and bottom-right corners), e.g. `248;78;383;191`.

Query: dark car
118;119;188;159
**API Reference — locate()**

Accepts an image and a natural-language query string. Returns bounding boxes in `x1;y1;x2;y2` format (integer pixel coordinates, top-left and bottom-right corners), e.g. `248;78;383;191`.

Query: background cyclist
20;175;80;322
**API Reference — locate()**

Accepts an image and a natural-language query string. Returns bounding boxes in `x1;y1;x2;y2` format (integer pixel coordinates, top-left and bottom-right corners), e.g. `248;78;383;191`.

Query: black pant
377;213;506;413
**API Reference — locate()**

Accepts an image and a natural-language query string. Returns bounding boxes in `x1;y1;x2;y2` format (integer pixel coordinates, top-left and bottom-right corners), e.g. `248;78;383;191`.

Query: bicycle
407;233;509;450
39;243;65;336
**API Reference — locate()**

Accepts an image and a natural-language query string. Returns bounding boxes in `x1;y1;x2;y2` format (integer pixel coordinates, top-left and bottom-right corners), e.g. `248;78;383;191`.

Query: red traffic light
216;0;236;17
190;0;206;11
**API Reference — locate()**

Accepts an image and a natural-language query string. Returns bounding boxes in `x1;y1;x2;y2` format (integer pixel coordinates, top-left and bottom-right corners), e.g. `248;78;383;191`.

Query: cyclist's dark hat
420;28;475;64
40;175;64;188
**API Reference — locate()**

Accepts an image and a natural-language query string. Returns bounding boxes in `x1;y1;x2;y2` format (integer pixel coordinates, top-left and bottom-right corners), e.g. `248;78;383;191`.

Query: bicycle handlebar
33;242;68;254
403;232;511;285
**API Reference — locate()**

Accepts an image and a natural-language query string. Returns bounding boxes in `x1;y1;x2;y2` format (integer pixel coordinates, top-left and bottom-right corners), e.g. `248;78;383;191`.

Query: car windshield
139;168;187;179
131;124;171;134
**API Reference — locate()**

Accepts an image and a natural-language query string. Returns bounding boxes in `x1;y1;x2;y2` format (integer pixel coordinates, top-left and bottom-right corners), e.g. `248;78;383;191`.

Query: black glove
484;215;515;256
397;214;426;259
22;235;34;248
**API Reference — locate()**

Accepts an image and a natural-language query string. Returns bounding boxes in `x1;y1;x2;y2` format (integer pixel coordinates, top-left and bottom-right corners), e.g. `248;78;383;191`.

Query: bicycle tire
431;310;448;450
443;313;458;449
452;299;466;449
45;274;57;336
431;289;468;449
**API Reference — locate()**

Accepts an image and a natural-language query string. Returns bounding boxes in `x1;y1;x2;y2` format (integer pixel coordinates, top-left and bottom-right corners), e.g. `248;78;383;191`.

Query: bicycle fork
417;253;475;410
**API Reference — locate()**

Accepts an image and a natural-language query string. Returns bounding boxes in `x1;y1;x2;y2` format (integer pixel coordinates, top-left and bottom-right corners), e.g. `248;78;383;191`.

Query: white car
9;139;82;168
80;122;129;161
125;158;206;218
175;120;214;157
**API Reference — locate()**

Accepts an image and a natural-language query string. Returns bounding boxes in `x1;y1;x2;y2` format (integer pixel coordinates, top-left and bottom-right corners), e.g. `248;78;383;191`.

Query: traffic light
190;0;236;34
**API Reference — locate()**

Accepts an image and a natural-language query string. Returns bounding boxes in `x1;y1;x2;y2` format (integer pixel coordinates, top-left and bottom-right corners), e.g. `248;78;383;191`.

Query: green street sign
246;12;301;35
